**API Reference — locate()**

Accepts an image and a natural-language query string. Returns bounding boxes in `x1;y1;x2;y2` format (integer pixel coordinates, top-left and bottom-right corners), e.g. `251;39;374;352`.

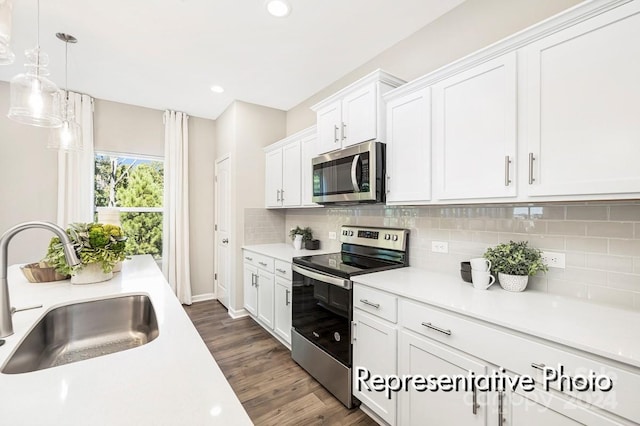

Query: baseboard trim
191;293;216;303
228;307;249;319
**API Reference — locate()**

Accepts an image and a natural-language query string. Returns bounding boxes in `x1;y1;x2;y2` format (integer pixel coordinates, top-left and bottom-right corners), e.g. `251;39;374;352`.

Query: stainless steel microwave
312;141;386;204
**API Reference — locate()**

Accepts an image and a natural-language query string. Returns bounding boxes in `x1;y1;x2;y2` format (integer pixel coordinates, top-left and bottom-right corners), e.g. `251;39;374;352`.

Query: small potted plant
45;222;127;284
483;240;548;292
289;226;313;250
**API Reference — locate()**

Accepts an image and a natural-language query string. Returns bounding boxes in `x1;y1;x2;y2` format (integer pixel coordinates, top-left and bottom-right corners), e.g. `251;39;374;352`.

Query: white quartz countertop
0;256;252;426
353;267;640;369
242;243;332;262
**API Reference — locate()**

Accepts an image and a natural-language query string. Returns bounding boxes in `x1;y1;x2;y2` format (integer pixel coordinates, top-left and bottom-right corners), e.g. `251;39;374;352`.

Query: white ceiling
0;0;465;119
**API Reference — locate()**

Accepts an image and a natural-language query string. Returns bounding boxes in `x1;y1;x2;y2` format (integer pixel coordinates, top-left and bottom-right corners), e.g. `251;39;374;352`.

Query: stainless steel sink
2;294;159;374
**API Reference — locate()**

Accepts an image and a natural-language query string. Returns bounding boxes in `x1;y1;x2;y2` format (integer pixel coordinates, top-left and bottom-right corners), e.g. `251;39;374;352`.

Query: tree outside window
94;153;164;259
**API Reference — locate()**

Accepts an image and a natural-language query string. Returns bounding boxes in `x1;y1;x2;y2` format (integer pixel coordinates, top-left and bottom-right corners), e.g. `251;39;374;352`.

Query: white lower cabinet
274;276;292;343
351;283;638;426
352;310;397;425
242;250;293;347
398;329;488;426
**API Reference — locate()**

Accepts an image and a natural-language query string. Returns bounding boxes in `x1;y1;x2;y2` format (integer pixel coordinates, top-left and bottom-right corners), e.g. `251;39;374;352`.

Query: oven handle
351;154;360;193
292;264;352;289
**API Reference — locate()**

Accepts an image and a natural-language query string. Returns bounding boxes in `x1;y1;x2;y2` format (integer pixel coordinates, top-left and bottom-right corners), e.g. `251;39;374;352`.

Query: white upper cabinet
312;70;406;155
264;126;317;209
524;1;640;198
385;87;432;204
316;100;342;154
433;52;517;201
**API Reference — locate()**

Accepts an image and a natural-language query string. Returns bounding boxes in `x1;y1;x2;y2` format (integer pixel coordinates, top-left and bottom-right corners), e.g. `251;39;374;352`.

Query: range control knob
342;230;348;236
392;235;399;241
348;230;354;236
384;234;391;240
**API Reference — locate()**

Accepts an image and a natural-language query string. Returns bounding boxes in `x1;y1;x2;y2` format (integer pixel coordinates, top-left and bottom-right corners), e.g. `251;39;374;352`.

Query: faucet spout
0;221;80;338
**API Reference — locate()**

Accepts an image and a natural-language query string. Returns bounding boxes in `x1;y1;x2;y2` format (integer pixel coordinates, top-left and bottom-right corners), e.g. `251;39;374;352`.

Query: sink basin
2;295;159;374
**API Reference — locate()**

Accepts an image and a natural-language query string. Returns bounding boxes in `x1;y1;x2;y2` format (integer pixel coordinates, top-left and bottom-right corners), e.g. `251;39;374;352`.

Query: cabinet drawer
243;250;258;267
254;254;274;273
354;284;397;323
274;260;291;280
399;299;640;423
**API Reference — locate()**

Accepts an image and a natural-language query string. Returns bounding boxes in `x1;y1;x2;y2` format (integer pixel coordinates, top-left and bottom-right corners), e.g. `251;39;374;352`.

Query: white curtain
56;92;95;227
162;110;192;305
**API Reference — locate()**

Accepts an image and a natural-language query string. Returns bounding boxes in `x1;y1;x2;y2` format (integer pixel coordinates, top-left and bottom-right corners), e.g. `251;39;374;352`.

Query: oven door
311;140;385;204
291;264;352;367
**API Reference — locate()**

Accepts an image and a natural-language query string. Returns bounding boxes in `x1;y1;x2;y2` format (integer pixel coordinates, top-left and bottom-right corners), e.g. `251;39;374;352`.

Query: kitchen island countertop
0;255;252;426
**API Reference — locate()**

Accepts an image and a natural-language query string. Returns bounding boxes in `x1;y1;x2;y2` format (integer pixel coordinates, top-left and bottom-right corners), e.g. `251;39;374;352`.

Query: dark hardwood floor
184;300;378;426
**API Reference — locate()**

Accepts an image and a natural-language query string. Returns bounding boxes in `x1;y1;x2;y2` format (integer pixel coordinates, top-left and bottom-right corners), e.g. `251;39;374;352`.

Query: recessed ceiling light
210;85;225;93
265;0;291;17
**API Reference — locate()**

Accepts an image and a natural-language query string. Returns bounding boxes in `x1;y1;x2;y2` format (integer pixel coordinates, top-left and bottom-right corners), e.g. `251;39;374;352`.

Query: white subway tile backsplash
284;202;640;311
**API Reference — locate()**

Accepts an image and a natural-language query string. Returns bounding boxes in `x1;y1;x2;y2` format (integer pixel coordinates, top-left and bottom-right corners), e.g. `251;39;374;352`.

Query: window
94;152;164;260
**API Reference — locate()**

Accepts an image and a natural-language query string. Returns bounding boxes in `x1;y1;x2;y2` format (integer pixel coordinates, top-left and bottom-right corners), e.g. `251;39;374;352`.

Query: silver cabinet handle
421;322;452;336
281;189;284;201
276;268;287;274
245;256;253;261
251;273;256;286
222;238;228;244
276;189;281;202
285;289;290;306
334;125;339;143
528;152;536;184
386;175;391;194
498;391;505;426
531;362;546;371
342;122;347;141
258;261;267;267
504;155;511;186
351;320;357;343
472;387;479;415
359;299;380;309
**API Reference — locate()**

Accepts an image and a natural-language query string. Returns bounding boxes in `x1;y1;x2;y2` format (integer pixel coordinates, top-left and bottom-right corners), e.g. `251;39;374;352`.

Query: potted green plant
289;226;313;250
483;240;548;292
45;222;127;285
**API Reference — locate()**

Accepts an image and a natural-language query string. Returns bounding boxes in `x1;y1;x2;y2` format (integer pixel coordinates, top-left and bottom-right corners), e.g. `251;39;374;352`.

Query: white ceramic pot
498;273;529;292
71;262;113;285
293;234;303;250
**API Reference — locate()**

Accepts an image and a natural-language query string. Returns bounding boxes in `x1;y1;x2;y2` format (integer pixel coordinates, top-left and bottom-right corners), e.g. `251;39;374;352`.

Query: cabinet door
274;277;292;344
525;2;640;197
317;100;342;154
398;330;488;426
281;141;302;207
243;263;258;316
353;310;397;425
300;133;320;207
386;87;432;204
342;83;377;147
433;52;517;201
257;270;274;329
265;149;283;208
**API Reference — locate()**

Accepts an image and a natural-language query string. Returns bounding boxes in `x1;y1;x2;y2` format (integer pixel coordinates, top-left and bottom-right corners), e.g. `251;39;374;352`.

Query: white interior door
214;155;231;309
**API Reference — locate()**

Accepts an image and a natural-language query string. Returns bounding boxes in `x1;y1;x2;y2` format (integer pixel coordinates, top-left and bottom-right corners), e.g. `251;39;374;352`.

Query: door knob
222;238;229;244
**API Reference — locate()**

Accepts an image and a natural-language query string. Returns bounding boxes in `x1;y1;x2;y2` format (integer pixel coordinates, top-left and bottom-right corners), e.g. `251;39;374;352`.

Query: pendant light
48;32;82;151
0;0;15;64
7;0;61;127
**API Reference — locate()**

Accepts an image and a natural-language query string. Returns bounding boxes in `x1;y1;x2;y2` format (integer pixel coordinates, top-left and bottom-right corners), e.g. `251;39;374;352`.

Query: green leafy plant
483;240;548;276
45;222;128;275
289;226;313;243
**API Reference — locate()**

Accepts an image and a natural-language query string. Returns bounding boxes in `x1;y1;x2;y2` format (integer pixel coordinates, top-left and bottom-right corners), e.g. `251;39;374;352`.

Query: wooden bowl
20;263;70;283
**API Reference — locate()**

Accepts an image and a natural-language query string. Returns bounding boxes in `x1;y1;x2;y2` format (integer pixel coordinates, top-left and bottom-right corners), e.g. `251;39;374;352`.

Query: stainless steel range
291;225;409;408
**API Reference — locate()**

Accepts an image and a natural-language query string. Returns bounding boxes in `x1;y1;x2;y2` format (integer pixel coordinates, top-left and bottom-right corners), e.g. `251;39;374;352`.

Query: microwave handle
351;154;360;192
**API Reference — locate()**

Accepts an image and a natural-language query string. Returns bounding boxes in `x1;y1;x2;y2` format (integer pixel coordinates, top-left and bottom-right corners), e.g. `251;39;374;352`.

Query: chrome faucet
1;221;81;338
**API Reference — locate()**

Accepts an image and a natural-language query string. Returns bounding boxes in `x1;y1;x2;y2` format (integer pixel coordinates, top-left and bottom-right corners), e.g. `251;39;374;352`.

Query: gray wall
0;84;216;299
285;0;583;134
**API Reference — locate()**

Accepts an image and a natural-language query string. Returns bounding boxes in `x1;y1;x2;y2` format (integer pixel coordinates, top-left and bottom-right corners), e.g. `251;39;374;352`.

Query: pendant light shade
48;33;82;151
7;0;61;128
0;0;15;64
